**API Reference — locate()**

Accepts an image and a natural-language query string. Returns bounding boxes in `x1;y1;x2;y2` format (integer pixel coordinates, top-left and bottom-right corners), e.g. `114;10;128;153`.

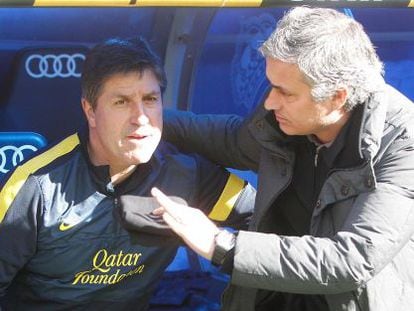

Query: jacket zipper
314;145;323;167
114;197;119;208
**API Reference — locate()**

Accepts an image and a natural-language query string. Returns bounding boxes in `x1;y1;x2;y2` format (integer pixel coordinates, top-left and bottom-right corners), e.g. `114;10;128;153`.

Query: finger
151;187;179;213
162;212;184;235
152;207;165;216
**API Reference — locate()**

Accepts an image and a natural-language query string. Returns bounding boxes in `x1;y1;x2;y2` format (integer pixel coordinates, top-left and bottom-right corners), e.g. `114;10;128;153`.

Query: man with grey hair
124;6;414;311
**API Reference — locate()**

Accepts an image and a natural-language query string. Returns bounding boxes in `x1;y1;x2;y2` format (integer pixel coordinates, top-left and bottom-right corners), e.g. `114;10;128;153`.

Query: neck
87;134;137;186
110;165;137;185
315;111;351;144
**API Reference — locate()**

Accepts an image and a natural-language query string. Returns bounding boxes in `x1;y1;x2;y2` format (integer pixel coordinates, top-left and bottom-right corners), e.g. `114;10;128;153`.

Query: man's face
83;70;162;169
264;57;346;143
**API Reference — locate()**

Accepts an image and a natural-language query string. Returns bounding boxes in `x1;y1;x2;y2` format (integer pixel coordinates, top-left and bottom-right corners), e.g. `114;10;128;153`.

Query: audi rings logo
0;145;38;174
25;53;85;79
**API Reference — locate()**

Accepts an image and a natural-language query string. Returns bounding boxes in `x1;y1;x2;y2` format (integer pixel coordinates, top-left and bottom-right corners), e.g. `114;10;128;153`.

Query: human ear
332;88;348;111
81;98;96;128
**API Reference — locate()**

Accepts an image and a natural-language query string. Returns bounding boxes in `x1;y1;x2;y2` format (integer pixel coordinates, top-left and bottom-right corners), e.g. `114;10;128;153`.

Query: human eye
144;95;160;105
114;99;127;106
278;88;295;100
277;88;289;97
284;92;294;99
284;93;296;103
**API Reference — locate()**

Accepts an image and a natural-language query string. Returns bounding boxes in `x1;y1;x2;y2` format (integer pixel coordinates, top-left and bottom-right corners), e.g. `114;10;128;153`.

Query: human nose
264;88;282;111
131;102;149;125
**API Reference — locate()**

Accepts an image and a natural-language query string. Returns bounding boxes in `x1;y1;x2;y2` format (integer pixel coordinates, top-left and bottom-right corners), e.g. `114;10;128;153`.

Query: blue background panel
190;8;414;116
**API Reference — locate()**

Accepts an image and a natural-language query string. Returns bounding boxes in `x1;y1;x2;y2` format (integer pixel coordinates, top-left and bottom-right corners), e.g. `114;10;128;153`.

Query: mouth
274;113;287;123
127;133;151;141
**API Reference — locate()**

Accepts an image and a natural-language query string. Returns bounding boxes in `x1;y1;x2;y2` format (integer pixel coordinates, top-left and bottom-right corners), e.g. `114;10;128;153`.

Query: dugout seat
0;46;89;143
0;132;47;181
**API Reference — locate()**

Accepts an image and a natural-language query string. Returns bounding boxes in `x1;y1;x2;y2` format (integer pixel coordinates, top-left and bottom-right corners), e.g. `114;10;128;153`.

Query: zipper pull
314;145;322;167
114;197;119;208
106;181;115;194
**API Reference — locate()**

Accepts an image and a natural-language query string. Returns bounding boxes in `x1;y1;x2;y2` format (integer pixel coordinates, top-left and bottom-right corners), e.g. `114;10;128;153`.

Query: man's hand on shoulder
151;187;220;260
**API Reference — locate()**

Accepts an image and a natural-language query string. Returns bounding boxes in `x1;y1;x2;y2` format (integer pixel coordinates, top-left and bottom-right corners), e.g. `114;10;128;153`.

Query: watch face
212;230;236;266
216;230;236;249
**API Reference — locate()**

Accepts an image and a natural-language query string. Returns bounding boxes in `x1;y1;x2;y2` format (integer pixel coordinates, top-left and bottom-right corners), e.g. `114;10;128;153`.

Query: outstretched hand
151;187;220;260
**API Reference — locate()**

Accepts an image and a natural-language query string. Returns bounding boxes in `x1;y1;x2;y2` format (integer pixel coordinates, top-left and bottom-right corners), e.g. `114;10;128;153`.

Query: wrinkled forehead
98;70;162;97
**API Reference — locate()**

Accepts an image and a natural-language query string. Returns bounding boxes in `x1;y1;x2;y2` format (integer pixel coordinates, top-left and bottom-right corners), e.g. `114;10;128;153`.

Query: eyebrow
112;90;161;99
265;72;290;94
143;91;161;97
269;83;290;94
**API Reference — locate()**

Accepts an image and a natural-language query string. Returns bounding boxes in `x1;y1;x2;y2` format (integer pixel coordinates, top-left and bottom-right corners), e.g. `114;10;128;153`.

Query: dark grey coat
164;85;414;311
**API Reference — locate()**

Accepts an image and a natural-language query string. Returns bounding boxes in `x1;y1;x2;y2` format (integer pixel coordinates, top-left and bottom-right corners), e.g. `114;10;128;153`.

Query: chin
279;124;302;136
130;155;149;165
132;150;157;165
127;140;160;165
279;126;294;136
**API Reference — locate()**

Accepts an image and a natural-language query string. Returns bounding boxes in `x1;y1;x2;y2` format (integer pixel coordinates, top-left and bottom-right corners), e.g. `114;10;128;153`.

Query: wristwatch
211;229;236;267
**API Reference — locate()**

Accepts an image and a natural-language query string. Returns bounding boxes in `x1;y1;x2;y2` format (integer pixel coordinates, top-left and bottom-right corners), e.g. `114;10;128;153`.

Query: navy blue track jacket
0;131;255;310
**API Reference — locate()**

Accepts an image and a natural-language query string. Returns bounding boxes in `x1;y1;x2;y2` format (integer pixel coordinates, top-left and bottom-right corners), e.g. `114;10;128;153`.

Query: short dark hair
81;37;167;108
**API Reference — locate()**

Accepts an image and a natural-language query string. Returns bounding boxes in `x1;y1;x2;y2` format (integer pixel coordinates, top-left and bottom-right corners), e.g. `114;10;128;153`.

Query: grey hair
260;7;385;111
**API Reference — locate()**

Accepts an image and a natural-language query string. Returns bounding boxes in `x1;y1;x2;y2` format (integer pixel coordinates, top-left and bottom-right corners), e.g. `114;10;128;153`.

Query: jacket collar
358;87;388;161
247;105;298;163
